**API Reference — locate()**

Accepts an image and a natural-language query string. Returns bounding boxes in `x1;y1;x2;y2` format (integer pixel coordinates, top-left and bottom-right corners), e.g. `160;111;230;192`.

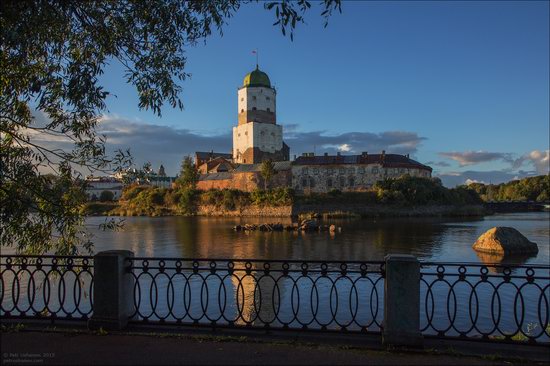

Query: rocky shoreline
234;219;342;233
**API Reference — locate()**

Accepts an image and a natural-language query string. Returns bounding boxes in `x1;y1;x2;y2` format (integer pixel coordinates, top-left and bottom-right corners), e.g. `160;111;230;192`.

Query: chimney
361;151;368;158
337;152;341;156
406;153;409;158
324;152;328;157
293;154;297;161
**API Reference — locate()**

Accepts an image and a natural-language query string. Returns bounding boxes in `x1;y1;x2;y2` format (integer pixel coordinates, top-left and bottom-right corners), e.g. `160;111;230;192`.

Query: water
86;212;549;265
2;212;549;339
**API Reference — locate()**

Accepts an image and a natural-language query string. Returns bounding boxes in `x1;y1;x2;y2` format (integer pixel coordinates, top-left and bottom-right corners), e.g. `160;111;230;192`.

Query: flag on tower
252;50;257;54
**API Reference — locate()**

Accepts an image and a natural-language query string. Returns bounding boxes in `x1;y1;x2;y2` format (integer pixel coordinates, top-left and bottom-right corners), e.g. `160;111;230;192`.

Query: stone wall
291;164;431;193
196;170;292;192
197;204;292;217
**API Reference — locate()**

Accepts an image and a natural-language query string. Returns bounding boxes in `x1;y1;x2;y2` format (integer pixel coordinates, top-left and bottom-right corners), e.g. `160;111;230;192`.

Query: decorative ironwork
420;262;550;344
0;255;94;321
127;258;385;333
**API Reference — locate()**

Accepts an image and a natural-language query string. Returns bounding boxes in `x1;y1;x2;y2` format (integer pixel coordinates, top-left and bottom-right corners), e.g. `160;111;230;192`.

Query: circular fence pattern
127;258;385;332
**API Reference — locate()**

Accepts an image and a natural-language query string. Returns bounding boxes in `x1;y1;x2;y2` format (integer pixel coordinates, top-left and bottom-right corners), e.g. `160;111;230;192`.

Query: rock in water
472;227;538;255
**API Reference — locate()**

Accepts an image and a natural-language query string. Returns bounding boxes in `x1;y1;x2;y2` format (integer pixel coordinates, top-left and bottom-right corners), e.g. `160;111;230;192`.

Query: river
87;212;549;265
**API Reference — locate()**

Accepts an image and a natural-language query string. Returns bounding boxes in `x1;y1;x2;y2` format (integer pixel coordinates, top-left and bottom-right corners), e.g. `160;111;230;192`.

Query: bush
177;187;197;214
99;190;114;202
121;184;148;201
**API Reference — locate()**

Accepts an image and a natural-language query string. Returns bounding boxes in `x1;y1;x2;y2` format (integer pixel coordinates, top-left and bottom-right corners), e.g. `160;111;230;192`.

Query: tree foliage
260;159;276;190
176;156;199;189
1;1;341;254
466;175;550;202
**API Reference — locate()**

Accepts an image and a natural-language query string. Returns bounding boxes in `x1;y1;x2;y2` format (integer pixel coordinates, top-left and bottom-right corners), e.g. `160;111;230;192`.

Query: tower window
240;109;244;113
241;98;244;101
252;107;257;110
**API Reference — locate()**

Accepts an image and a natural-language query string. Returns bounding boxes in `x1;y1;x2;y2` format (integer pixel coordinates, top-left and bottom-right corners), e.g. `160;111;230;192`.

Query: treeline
466;175;549;202
298;175;482;206
110;186;294;216
83;175;484;216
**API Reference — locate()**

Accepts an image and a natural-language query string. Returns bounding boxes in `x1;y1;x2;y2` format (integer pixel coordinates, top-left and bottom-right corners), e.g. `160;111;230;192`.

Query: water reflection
88;213;549;266
474;251;538;273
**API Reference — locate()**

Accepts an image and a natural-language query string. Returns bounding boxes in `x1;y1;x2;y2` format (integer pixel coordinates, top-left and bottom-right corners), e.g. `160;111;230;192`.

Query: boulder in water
472;227;538;255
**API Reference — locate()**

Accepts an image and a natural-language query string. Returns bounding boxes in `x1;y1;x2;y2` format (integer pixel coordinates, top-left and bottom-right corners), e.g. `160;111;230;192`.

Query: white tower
232;66;288;164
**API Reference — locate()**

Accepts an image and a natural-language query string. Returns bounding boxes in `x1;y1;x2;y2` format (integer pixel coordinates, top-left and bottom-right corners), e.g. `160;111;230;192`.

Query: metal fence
0;255;94;320
420;263;550;343
127;258;385;333
1;254;549;345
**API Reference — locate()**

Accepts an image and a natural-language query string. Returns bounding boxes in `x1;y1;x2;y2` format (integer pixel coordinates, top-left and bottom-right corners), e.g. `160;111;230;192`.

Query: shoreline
85;203;489;218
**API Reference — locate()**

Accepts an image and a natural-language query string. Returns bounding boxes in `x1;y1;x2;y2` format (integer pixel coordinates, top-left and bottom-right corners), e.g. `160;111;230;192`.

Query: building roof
195;151;232;161
243;66;271;88
233;161;291;173
199;172;233;181
293;153;432;171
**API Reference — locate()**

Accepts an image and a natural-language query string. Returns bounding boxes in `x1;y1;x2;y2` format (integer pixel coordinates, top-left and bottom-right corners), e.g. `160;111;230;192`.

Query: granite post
383;254;423;347
88;250;135;330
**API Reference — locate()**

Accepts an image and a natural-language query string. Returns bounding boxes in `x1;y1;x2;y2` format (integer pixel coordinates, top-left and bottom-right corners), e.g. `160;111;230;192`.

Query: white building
232;66;289;164
85;176;123;200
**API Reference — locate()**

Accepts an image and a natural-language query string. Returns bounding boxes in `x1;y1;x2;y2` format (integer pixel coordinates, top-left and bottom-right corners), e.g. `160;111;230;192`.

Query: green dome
243;66;271;88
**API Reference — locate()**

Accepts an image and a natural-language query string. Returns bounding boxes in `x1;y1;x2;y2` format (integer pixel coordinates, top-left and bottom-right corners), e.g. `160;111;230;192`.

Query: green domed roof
243;66;271;88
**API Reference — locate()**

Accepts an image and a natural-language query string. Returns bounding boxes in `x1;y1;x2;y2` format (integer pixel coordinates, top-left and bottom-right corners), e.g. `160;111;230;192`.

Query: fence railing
420;262;550;344
1;253;548;346
0;255;94;320
127;258;385;332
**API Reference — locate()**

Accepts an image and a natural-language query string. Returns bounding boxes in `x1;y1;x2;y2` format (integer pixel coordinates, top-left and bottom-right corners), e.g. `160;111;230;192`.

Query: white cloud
439;151;513;166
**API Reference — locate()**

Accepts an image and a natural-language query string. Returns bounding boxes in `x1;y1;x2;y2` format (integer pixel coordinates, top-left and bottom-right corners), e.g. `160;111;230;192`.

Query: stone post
88;250;135;331
383;254;423;347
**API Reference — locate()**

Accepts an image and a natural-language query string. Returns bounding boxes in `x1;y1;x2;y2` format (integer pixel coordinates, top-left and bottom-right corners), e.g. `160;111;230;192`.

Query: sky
54;1;550;186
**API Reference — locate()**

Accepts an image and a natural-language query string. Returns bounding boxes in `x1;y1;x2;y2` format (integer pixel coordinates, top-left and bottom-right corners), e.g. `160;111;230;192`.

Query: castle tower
232;66;289;164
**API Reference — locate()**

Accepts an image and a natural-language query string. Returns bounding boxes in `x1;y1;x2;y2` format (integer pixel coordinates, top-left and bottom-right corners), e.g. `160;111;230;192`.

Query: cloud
465;178;486;185
284;129;426;156
437;170;539;187
30;115;427;176
439;151;513;166
425;161;451;167
95;116;232;175
512;150;549;174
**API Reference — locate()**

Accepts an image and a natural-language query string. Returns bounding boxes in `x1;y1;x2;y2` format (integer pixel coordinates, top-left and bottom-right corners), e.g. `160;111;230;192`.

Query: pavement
1;321;548;365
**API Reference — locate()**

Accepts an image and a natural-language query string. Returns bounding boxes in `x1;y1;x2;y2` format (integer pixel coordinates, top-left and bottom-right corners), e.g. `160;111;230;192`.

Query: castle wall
291;164;431;193
197;170;292;192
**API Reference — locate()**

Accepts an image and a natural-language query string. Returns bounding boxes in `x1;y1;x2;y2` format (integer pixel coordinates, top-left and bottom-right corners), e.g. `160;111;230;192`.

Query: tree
99;190;115;202
260;159;276;190
176;156;199;189
1;1;341;254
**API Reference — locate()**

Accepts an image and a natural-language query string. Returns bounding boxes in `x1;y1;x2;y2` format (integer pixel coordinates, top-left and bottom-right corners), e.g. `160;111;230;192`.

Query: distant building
85;176;123;200
195;151;233;168
148;176;175;189
197;156;235;174
291;151;432;193
158;164;166;177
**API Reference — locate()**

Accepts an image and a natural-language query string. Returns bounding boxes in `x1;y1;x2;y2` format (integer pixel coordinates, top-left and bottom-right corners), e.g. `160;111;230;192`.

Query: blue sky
91;1;549;185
